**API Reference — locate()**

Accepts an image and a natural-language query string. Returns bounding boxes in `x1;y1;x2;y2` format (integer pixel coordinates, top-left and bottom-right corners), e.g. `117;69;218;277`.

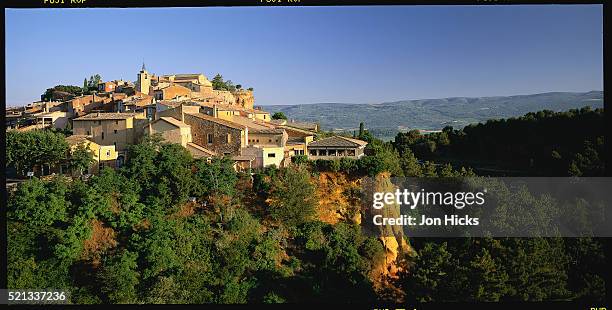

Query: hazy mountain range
264;91;604;140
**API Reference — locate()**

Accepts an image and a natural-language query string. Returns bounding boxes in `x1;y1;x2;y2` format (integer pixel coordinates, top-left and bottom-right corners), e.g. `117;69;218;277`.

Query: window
226;134;231;143
114;129;117;134
267;153;276;158
101;132;105;140
269;139;272;143
207;133;213;144
115;120;119;125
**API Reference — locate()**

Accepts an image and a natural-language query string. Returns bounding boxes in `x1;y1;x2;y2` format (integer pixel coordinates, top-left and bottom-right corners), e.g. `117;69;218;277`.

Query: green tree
212;74;226;90
467;248;510;301
272;112;288;120
225;80;236;92
291;155;309;165
70;142;94;175
400;148;422;176
267;165;317;226
8;177;69;226
358;142;403;176
6;130;69;176
99;250;140;303
41;85;83;101
156;143;196;205
193;157;238;198
87;74;102;88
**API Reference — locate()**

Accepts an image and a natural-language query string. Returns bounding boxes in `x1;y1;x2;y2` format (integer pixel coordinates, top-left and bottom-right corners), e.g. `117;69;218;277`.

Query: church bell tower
136;62;151;95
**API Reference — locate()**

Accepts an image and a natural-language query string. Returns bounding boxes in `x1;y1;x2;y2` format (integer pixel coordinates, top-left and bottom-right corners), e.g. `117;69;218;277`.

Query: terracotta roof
308;136;368;148
157;101;182;107
73;112;137;120
184;112;246;130
250;128;285;135
158;84;190;91
229;116;273;130
186;142;216;157
158;117;190;128
111;93;128;100
272;120;317;131
174;74;204;78
279;125;315;136
65;135;94;146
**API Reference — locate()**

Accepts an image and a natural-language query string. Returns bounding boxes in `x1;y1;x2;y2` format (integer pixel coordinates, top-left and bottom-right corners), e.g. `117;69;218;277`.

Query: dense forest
392;107;605;176
6;107;607;303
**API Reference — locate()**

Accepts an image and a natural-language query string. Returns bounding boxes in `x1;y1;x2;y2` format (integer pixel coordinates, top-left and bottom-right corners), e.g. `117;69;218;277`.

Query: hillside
264;91;604;140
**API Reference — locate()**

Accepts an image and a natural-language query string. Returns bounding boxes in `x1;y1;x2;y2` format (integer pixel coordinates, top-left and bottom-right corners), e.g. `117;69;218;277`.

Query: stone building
307;136;367;160
183;112;246;156
280;126;315;158
145;116;215;160
72;112;148;166
136;63;151;95
232;89;255;110
241;145;284;168
248;128;287;147
153;84;192;101
98;81;117;93
65;135;119;174
146;116;192;147
67;94;114;118
138;67;255;108
34;111;69;130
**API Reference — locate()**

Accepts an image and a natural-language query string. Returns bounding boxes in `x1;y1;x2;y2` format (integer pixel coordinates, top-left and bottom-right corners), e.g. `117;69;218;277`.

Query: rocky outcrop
361;172;414;302
232;90;255;110
313;172;362;225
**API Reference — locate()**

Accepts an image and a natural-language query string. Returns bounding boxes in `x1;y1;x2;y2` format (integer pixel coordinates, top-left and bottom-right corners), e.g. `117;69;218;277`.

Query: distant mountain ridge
264;91;604;140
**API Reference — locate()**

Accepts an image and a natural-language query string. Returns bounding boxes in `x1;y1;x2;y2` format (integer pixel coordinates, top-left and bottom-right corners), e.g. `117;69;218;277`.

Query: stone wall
183;113;243;156
155;85;192;100
72;118;135;152
211;90;236;105
232;90;254;109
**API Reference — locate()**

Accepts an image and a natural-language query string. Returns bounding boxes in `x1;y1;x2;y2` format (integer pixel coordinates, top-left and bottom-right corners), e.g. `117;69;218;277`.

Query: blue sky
5;5;603;106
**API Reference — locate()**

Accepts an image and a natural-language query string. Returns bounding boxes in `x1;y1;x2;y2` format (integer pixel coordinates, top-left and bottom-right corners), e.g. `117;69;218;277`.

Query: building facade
307;136;367;160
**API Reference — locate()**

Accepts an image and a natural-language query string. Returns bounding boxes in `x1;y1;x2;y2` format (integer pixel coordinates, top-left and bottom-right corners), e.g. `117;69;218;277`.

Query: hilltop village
6;65;368;175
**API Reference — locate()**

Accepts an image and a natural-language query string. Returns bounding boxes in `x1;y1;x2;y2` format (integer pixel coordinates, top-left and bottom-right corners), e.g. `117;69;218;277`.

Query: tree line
211;74;253;92
392;107;605;176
